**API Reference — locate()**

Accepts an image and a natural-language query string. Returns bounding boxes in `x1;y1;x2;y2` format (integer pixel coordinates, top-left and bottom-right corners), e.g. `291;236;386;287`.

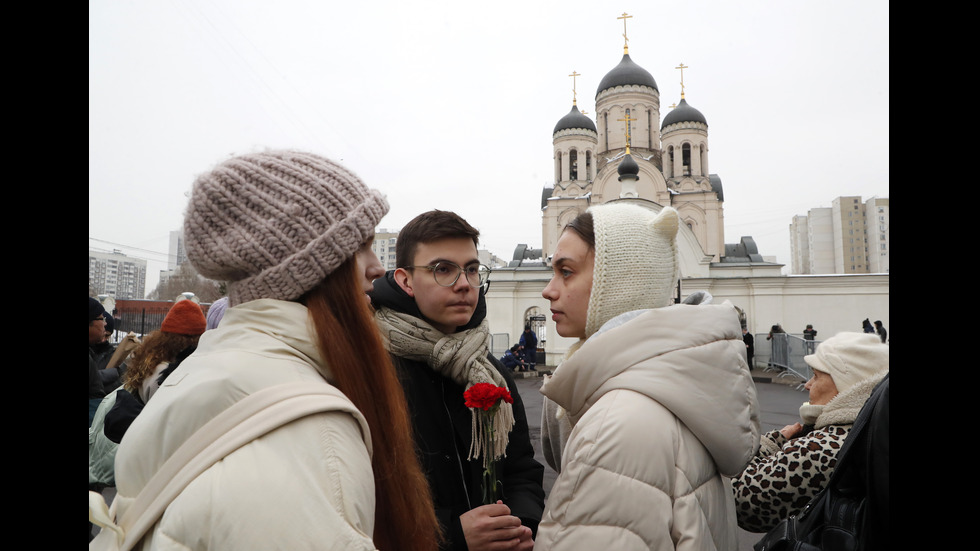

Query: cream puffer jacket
111;299;378;550
535;302;761;551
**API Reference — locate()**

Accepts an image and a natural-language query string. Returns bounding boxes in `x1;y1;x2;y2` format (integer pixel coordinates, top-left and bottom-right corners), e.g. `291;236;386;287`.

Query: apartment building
89;249;147;299
372;229;399;270
789;195;889;274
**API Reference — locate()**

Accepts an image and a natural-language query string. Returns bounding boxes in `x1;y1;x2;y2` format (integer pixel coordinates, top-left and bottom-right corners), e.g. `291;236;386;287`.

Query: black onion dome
596;54;658;97
553;105;597;134
661;97;707;128
617;153;639;180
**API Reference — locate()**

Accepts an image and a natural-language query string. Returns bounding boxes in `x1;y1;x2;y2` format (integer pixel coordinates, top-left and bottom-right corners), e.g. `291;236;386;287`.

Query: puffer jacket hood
198;298;326;374
542;300;760;476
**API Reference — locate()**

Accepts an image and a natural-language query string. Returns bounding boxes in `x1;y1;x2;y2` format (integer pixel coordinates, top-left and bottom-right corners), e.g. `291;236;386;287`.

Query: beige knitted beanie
183;150;389;306
804;331;888;394
585;203;679;337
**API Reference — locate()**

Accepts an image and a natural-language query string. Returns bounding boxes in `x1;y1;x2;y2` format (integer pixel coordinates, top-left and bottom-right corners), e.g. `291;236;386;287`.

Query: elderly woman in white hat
731;331;889;533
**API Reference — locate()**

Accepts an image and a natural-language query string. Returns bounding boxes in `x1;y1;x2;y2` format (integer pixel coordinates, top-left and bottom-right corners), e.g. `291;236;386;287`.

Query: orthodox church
536;16;775;278
488;16;885;358
490;15;883;358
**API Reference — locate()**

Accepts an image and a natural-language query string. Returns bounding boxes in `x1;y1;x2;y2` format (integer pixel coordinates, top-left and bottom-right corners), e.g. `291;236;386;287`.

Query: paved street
513;371;808;550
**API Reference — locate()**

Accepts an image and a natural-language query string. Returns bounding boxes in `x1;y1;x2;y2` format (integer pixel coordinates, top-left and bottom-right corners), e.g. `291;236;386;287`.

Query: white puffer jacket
110;299;378;550
535;302;760;551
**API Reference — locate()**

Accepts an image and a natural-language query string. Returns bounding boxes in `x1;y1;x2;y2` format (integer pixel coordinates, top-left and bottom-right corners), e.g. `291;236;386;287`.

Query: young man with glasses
369;210;544;551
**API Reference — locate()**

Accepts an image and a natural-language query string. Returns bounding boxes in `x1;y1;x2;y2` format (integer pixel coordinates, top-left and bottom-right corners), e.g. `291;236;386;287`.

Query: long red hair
302;258;441;550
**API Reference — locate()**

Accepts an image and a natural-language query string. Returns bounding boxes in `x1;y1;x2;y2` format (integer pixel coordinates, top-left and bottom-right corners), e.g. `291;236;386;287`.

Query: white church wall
485;268;888;367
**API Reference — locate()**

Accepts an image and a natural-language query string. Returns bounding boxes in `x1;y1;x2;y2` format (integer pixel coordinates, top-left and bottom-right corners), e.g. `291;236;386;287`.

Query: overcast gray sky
89;0;889;295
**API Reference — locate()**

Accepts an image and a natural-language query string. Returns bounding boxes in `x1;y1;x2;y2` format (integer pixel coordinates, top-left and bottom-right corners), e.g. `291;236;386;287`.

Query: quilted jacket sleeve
536;390;676;550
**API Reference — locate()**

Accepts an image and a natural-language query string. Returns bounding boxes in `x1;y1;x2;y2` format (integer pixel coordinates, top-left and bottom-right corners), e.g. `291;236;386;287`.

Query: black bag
754;374;888;551
753;485;864;551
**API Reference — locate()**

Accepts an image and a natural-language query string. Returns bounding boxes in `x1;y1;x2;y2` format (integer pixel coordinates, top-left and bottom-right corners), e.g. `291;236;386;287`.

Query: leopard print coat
730;370;887;532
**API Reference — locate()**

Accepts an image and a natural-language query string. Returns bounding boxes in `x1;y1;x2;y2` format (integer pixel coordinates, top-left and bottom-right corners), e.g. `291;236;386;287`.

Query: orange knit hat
161;300;206;336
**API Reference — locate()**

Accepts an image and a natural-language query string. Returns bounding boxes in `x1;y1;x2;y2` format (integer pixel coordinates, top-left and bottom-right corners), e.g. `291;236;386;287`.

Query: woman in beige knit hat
97;150;440;551
732;331;888;533
535;202;761;550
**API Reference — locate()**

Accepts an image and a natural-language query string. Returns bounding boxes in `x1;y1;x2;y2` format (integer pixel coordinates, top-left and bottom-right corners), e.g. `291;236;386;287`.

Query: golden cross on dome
618;12;632;54
569;70;580;105
617;111;636;154
668;103;677;110
676;63;689;98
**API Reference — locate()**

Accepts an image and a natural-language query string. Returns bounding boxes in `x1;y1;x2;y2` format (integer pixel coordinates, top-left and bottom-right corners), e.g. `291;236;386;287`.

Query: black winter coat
371;272;545;550
91;341;127;394
89;350;105;400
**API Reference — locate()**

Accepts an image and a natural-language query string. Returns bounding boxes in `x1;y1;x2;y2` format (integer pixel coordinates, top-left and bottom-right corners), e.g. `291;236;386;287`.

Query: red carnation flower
464;382;513;411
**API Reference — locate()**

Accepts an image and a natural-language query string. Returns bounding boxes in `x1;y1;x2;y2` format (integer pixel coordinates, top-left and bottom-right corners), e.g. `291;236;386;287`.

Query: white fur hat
585;203;679;337
804;331;888;394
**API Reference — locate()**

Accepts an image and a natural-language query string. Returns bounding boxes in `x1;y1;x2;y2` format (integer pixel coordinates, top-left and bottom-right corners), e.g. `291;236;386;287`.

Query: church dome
596;54;658;97
661;98;707;128
617;153;639;180
553;104;597;134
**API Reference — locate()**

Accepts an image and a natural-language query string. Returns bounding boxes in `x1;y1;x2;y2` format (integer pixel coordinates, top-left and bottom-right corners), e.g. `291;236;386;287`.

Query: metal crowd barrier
753;333;817;391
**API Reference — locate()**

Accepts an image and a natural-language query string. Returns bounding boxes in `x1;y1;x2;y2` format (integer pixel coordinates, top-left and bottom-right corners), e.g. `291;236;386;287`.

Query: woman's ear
393;267;415;298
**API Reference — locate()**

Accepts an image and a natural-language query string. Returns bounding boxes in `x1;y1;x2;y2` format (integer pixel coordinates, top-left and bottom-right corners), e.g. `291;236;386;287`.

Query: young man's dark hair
395;209;480;269
371;209;545;550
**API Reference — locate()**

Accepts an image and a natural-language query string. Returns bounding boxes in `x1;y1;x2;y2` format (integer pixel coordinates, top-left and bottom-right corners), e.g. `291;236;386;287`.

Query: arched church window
570;149;578;180
556;152;562;183
625;108;632;148
667;146;674;179
682;143;691;176
603;113;609;150
585;151;592;181
648;111;653;149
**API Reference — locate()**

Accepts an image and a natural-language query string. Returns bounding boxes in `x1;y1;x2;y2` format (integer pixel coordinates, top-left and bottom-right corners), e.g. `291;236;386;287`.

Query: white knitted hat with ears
585;203;680;338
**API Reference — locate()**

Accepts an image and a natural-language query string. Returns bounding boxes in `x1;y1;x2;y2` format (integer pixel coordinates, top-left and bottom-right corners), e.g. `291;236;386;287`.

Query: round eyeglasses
404;261;491;287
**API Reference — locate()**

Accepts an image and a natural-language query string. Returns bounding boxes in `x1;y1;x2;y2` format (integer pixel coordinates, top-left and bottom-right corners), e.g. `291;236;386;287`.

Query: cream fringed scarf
374;306;515;464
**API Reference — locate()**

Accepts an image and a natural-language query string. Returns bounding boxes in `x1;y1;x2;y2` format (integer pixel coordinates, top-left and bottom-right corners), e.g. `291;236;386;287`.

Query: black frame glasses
404;261;491;287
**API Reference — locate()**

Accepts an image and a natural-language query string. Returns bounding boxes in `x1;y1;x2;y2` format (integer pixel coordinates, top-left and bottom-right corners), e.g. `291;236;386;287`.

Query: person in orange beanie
100;300;207;457
125;299;206;402
160;299;207;334
101;299;208;447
